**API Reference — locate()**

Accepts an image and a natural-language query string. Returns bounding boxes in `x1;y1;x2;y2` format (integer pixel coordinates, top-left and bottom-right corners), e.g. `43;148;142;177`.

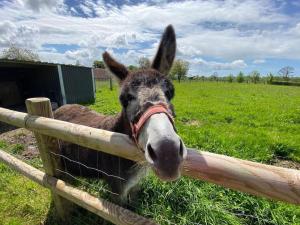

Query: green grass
91;81;300;225
0;141;112;225
0;163;51;225
93;81;300;162
1;81;300;225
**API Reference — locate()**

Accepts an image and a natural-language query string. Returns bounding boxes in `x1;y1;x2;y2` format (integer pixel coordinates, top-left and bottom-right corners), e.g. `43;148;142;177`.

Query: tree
93;60;105;68
138;57;151;69
244;75;251;83
236;71;245;83
250;70;260;84
210;72;218;81
169;59;189;82
227;74;234;83
128;65;138;71
267;73;274;84
1;45;39;61
278;66;294;80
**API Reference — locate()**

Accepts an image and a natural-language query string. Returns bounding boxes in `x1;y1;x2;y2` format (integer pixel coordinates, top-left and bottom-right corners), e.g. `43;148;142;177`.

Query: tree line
1;45;298;85
94;56;298;84
195;67;298;84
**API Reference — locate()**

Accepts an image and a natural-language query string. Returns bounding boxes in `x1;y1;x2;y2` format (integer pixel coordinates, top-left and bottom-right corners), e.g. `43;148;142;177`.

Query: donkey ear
103;51;129;81
151;25;176;75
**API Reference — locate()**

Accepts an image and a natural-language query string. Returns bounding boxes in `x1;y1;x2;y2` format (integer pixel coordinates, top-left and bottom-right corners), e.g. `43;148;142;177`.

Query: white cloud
193;58;247;70
38;51;70;64
0;0;299;72
79;4;93;17
70;7;78;15
23;0;58;11
177;27;300;60
19;0;67;13
65;49;90;60
0;20;39;49
253;59;266;64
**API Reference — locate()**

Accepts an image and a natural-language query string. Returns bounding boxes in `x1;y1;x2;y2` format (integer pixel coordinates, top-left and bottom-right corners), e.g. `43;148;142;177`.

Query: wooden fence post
109;77;113;90
25;97;73;222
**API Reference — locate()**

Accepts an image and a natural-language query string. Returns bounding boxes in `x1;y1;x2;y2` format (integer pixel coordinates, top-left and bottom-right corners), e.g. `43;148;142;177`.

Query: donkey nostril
179;139;187;159
179;140;184;157
147;144;157;162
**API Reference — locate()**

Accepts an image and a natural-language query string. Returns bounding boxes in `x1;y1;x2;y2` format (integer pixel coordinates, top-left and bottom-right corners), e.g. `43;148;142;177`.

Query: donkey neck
111;110;132;137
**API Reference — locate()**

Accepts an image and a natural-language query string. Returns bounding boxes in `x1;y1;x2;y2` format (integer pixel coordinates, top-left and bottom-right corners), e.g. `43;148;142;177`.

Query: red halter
130;103;175;151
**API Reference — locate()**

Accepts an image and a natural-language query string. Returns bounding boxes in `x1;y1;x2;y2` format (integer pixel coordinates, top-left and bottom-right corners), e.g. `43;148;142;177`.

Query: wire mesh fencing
0;135;292;225
0;126;296;225
47;147;282;225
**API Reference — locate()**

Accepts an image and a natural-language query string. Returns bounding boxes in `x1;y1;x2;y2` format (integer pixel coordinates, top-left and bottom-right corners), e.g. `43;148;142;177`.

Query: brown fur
102;52;129;81
54;25;177;199
54;105;135;196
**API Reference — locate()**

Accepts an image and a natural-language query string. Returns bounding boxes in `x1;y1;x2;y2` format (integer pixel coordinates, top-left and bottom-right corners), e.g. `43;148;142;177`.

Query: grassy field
0;81;300;225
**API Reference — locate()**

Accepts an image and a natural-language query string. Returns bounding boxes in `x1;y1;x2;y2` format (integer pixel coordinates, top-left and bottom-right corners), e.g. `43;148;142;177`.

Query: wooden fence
0;98;299;224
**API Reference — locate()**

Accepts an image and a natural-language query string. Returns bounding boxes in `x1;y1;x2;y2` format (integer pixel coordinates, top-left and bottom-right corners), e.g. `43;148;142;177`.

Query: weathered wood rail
0;105;299;205
0;98;157;225
0;97;299;225
0;149;157;225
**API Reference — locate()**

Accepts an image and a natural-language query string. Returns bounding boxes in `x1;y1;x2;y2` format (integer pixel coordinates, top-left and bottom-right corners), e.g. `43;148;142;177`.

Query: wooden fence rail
0;149;157;225
0;105;300;205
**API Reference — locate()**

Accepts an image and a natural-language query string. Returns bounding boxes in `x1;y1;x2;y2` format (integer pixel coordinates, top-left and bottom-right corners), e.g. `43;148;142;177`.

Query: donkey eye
164;90;171;100
127;94;135;101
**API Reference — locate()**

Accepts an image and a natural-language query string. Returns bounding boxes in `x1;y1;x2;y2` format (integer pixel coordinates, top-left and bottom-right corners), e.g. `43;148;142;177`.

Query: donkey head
103;25;187;181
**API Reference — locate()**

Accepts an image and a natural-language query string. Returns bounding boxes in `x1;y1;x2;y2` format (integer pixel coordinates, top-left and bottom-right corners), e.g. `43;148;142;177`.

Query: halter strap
130;103;175;151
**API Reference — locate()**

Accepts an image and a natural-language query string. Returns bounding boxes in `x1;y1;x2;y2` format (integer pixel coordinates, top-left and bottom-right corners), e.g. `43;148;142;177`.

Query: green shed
0;59;96;110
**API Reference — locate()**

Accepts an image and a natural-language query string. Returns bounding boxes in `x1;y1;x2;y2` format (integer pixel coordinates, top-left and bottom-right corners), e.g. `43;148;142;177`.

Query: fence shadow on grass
44;200;113;225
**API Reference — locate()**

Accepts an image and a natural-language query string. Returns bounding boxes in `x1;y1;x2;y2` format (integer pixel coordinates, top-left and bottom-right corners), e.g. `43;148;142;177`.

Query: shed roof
0;59;91;69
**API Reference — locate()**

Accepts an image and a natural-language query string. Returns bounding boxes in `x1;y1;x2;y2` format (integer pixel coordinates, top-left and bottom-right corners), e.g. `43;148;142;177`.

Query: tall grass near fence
94;80;300;162
0;81;300;225
90;81;300;224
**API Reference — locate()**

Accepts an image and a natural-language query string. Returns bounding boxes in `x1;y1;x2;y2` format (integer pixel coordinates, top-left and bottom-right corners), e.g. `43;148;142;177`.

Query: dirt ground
272;159;300;170
0;128;39;159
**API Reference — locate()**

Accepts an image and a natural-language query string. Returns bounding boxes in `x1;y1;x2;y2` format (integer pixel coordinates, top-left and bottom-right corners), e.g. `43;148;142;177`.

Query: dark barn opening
0;60;95;133
0;64;61;110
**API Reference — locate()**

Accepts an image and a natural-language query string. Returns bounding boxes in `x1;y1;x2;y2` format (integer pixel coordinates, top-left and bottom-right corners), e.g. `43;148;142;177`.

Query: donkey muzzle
132;104;187;181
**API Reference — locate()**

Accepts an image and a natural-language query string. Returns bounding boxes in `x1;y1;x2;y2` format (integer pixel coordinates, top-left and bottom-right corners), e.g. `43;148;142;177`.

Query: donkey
54;25;187;200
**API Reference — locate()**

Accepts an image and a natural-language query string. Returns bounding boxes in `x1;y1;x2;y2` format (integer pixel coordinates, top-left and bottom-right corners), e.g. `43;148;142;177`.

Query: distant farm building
0;60;96;110
92;68;110;81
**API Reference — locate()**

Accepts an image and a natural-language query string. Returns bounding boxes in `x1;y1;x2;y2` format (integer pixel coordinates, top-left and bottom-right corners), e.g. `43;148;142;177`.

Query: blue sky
0;0;300;76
